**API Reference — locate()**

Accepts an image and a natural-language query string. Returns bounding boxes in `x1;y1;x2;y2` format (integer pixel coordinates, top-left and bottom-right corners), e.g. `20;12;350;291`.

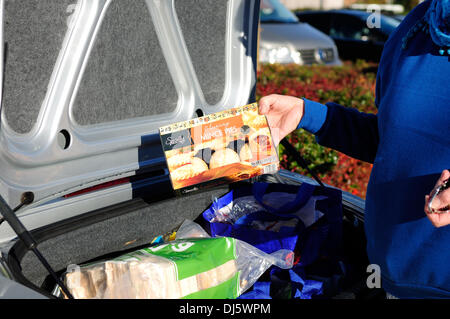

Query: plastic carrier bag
63;220;293;299
201;182;344;299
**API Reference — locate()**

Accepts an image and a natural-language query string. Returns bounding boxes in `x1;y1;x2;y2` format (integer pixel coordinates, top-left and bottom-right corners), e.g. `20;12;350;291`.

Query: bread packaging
64;237;240;299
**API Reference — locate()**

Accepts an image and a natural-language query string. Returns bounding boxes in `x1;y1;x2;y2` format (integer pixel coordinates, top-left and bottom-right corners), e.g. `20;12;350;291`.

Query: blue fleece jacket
298;1;450;298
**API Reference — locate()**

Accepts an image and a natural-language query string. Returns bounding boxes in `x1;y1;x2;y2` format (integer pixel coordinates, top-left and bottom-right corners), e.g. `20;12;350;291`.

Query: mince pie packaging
159;103;280;194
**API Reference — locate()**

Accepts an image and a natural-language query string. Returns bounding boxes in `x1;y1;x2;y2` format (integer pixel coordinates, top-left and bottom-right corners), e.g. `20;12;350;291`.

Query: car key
427;177;450;214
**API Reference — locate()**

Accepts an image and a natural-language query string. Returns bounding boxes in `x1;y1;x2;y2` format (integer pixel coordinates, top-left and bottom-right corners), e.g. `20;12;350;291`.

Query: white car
259;0;342;65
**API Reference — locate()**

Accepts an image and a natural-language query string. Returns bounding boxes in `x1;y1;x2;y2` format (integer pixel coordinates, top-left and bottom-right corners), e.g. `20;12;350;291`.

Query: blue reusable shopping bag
202;182;314;254
202;181;344;299
202;182;342;258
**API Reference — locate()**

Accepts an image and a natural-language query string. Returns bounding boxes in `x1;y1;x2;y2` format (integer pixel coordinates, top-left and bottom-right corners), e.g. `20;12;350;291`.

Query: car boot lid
0;0;261;243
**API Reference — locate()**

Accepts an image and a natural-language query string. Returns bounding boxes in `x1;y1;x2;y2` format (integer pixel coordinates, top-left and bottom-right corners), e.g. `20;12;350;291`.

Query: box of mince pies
159;103;280;194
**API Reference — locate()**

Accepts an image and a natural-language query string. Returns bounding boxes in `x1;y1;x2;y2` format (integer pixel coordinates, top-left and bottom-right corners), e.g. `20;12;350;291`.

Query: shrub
256;61;377;198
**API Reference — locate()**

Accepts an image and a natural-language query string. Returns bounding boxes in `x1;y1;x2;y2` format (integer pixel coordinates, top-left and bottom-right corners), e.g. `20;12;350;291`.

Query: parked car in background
296;9;401;62
259;0;341;66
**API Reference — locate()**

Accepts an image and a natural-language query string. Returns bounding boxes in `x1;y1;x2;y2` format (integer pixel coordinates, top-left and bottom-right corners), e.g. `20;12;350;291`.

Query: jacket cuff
296;98;328;134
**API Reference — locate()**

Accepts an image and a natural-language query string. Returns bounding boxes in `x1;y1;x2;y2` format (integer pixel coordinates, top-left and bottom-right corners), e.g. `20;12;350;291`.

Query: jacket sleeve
297;98;379;164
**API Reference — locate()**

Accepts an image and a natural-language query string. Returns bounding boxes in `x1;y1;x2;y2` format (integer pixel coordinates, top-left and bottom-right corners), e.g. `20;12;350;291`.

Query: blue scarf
425;0;450;47
402;0;450;53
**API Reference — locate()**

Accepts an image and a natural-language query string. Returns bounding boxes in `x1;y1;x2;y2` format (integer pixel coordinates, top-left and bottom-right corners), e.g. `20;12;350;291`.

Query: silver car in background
259;0;342;65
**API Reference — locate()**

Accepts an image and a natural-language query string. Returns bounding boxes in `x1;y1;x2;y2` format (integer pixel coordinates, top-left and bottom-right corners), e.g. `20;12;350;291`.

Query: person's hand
259;94;304;146
424;169;450;228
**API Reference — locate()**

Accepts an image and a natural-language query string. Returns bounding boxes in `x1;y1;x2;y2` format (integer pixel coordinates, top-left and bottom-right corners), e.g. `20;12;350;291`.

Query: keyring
427;177;450;214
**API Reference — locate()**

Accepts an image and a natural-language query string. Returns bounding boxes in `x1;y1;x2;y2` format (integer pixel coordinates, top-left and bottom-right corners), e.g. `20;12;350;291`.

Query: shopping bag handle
252;182;315;216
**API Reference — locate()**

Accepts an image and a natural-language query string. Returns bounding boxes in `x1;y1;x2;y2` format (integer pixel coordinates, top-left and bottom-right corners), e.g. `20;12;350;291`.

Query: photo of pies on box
166;151;196;171
209;148;241;169
171;157;209;181
159;103;280;194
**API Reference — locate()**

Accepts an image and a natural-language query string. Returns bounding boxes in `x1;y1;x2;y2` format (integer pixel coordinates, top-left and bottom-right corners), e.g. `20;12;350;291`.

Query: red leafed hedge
256;61;378;198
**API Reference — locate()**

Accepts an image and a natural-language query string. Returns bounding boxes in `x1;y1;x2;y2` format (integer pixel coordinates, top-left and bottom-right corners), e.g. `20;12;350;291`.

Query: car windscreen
260;0;299;23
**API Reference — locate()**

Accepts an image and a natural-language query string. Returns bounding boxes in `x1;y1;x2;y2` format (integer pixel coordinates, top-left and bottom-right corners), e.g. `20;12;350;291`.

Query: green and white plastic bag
64;220;293;299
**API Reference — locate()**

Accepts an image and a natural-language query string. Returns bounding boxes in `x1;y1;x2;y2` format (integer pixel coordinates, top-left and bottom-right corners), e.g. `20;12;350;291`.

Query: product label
160;129;192;151
145;237;236;280
159;103;280;192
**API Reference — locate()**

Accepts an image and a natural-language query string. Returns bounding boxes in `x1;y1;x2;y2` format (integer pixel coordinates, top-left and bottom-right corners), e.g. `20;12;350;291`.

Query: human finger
426;208;450;227
434;169;450;188
258;94;279;115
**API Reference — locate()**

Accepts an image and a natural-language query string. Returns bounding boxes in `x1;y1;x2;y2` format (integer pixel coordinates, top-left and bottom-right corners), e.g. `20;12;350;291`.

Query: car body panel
0;275;48;299
260;22;337;50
